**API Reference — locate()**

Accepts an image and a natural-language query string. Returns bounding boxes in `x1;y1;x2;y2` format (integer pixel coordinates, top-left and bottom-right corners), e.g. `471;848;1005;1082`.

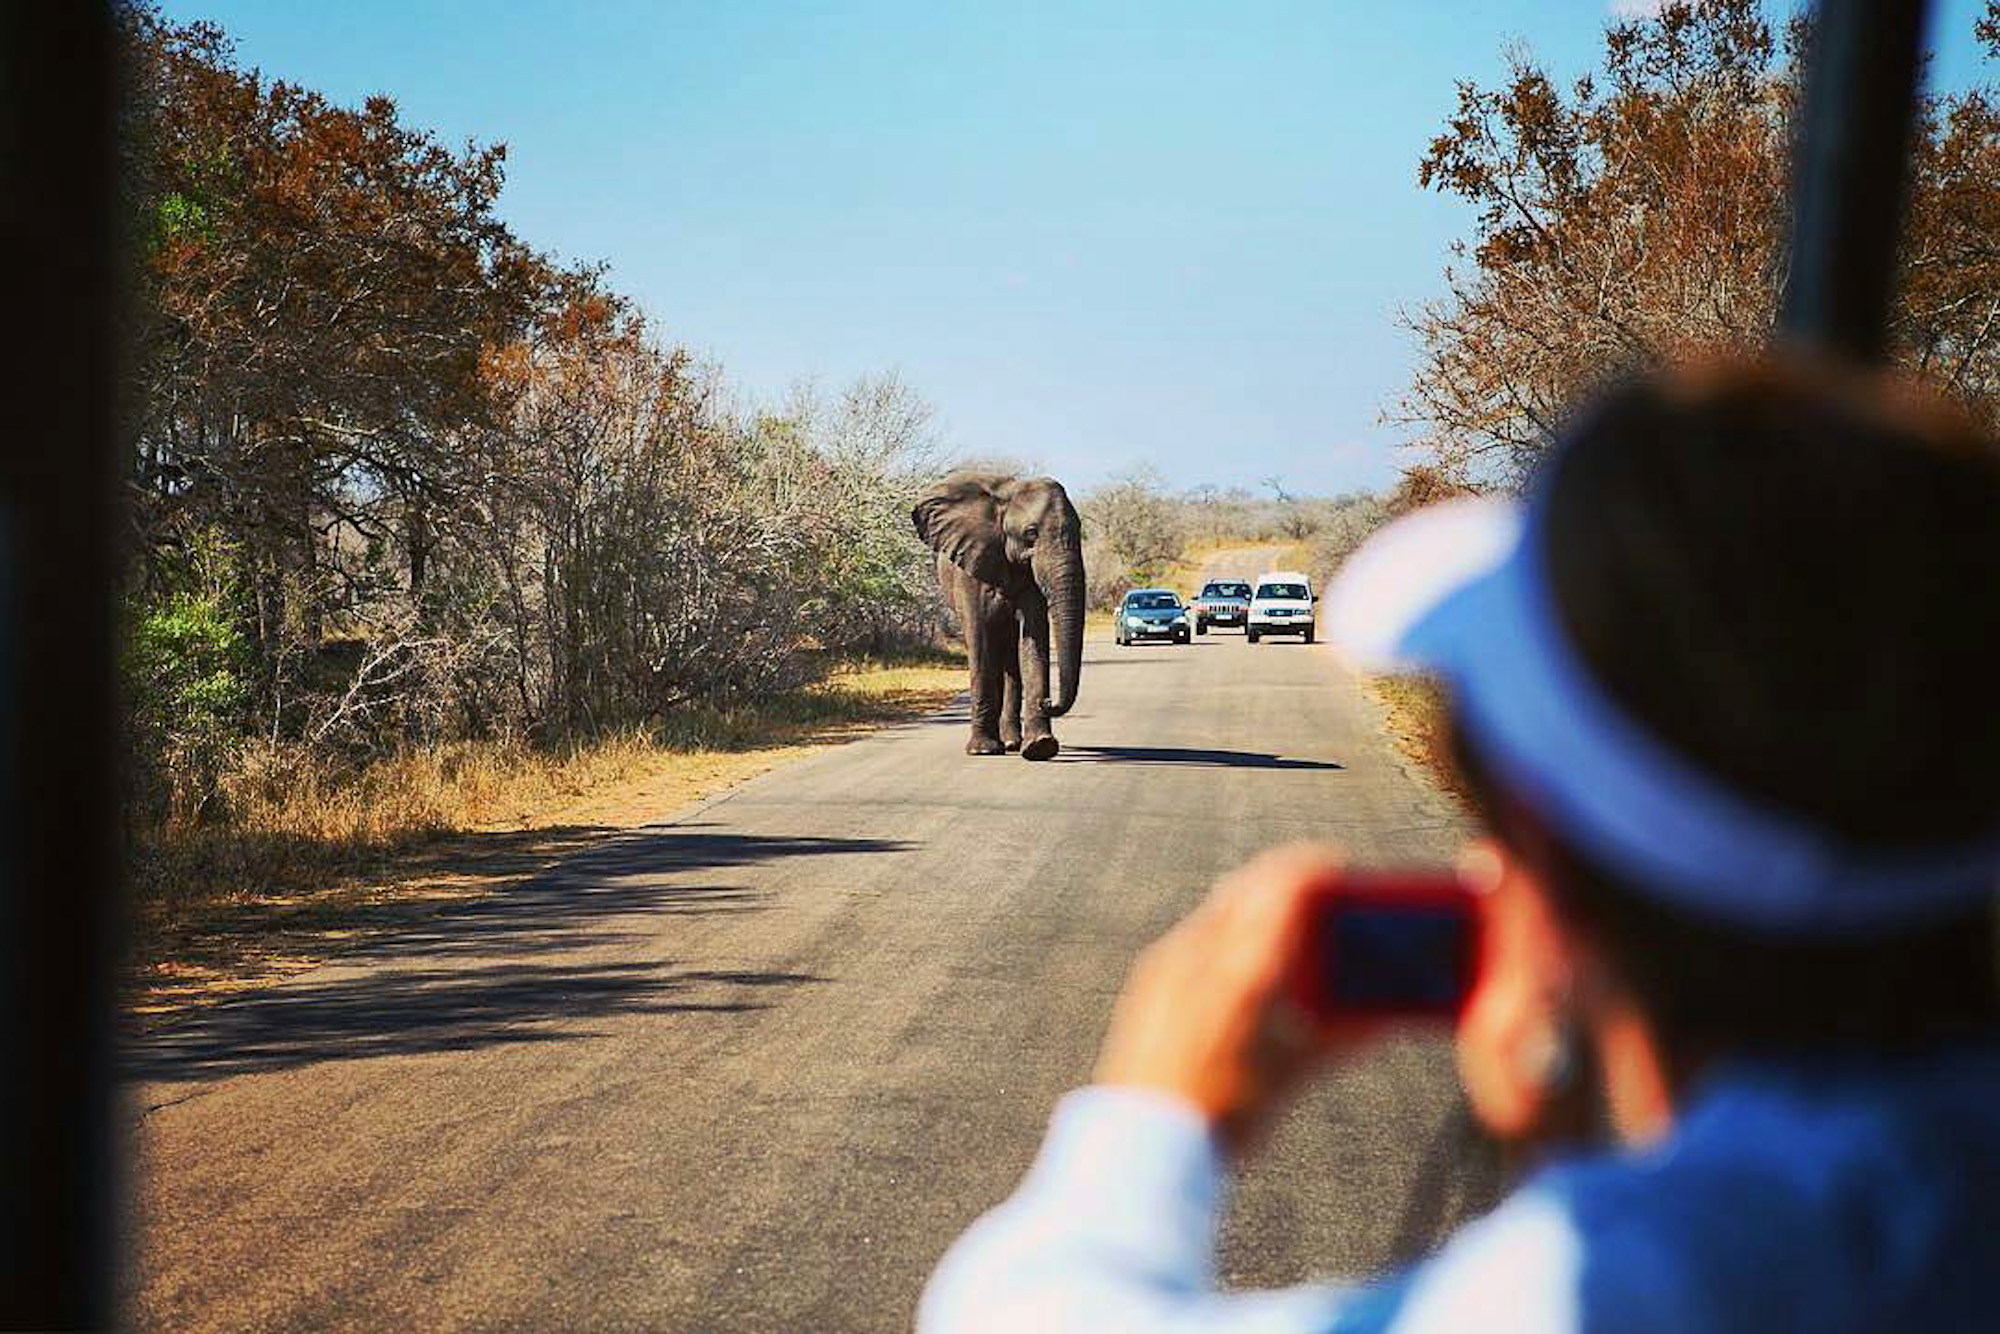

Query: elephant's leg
965;654;1005;755
963;583;1008;755
1018;600;1058;761
999;620;1024;752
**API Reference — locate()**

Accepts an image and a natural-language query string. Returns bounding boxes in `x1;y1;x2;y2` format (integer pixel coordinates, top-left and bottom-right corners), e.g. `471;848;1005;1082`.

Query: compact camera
1292;870;1481;1023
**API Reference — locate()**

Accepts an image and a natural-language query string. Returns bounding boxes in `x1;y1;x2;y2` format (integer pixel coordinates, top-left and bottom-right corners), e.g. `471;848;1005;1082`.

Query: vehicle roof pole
0;2;122;1328
1780;0;1932;361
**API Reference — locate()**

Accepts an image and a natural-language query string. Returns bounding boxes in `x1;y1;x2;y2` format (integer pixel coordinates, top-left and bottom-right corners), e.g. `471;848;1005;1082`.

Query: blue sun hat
1326;483;2000;935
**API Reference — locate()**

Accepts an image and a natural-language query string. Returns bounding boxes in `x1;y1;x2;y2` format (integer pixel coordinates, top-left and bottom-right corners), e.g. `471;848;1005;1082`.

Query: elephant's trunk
1040;552;1084;717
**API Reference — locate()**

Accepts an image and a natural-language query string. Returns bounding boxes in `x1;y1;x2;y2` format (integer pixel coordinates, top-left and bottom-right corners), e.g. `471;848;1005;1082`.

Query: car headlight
1173;612;1188;623
1126;614;1143;626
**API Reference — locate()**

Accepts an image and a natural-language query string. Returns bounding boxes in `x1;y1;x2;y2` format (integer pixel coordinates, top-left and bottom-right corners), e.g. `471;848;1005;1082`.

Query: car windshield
1257;583;1307;601
1203;583;1249;598
1127;592;1179;610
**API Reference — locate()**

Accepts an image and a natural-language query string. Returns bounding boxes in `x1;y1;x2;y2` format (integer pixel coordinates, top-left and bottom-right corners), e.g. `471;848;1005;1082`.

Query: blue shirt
919;1047;2000;1333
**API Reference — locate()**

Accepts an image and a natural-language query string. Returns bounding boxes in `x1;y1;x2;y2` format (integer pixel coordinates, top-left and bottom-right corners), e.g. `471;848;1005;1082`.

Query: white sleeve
916;1085;1357;1334
917;1085;1587;1334
1365;1189;1584;1334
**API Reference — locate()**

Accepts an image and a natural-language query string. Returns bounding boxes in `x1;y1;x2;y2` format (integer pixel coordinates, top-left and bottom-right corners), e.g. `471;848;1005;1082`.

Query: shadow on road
1059;746;1343;771
348;826;910;961
127;825;909;1084
126;961;826;1084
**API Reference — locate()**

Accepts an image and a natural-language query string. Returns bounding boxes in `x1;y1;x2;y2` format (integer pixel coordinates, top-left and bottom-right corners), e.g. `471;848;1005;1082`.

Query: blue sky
160;1;1994;496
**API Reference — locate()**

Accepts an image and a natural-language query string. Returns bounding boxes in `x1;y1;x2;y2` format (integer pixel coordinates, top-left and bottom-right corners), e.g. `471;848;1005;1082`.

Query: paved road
127;553;1499;1332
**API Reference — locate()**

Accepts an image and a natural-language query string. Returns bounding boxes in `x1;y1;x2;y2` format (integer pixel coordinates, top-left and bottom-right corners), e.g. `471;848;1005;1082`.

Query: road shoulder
128;664;966;1028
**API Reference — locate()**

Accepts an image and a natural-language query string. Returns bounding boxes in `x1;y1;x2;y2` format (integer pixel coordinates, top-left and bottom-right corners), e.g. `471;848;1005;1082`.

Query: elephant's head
912;472;1085;716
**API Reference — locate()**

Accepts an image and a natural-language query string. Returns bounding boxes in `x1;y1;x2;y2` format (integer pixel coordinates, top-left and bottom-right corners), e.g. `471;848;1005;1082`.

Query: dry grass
1365;674;1465;801
1274;542;1316;574
129;650;964;1021
1160;543;1221;591
1162;540;1262;592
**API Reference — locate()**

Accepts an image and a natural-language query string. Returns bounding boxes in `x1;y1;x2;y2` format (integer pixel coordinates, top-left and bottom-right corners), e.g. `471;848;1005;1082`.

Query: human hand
1095;844;1359;1154
1452;840;1582;1143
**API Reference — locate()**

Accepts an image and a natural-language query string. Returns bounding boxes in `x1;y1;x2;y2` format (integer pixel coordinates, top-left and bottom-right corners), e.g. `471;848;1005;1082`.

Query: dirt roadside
128;662;964;1026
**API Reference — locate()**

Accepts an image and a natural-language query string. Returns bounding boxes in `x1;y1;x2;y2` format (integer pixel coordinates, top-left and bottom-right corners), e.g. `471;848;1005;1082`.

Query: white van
1246;570;1315;644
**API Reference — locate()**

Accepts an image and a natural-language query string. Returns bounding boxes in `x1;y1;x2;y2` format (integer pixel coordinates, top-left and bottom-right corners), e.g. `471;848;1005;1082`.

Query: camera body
1292;870;1480;1024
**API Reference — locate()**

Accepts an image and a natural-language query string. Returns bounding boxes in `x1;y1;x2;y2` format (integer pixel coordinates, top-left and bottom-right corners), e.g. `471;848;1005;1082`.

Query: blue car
1115;589;1191;646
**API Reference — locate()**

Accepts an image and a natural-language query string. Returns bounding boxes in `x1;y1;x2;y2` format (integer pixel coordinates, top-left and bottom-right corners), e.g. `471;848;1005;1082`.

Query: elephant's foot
966;734;1008;756
1000;723;1023;752
1002;739;1022;753
1020;733;1059;762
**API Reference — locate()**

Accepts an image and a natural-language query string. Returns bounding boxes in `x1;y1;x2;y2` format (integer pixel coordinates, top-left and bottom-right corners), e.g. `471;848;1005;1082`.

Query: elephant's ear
912;474;1012;586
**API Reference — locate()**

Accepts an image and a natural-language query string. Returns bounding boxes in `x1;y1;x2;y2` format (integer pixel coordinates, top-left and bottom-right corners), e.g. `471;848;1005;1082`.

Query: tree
112;3;956;803
1262;476;1318;540
1401;0;2000;488
1083;467;1186;585
1902;6;2000;398
122;3;554;725
771;373;952;653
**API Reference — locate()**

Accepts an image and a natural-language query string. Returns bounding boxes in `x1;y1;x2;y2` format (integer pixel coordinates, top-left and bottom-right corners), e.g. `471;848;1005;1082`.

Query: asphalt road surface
127;553;1500;1332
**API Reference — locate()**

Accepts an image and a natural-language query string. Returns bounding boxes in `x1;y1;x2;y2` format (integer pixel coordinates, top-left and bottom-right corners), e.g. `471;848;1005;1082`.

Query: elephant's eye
1021;525;1039;543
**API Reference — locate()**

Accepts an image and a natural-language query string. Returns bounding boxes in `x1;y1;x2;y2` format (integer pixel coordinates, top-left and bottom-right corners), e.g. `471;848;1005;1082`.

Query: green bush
125;531;250;824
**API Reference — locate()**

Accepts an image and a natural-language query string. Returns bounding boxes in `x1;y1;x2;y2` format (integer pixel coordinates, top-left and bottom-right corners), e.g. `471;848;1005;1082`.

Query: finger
1209;849;1343;993
1219;844;1342;945
1208;843;1342;922
1129;905;1225;995
1456;840;1505;896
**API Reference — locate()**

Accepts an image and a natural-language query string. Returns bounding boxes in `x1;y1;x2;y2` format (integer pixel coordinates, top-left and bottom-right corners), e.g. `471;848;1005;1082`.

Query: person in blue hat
918;360;2000;1333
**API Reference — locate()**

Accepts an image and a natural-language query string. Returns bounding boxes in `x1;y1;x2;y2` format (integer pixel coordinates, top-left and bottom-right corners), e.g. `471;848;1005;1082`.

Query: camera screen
1323;904;1472;1012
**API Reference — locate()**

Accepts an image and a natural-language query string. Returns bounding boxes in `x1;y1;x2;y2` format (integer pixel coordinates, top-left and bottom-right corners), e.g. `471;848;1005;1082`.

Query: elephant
912;472;1085;760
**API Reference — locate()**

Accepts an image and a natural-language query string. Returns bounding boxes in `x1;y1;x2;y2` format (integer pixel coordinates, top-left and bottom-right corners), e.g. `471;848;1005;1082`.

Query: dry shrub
1401;0;2000;488
1367;675;1463;801
128;652;963;952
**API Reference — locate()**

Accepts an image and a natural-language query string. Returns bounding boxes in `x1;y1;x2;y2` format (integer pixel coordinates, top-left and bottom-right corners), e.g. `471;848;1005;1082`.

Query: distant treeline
1076;472;1397;610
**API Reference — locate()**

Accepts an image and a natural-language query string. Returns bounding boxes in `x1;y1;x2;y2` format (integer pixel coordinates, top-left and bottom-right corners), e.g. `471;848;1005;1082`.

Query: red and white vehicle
1191;579;1253;634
